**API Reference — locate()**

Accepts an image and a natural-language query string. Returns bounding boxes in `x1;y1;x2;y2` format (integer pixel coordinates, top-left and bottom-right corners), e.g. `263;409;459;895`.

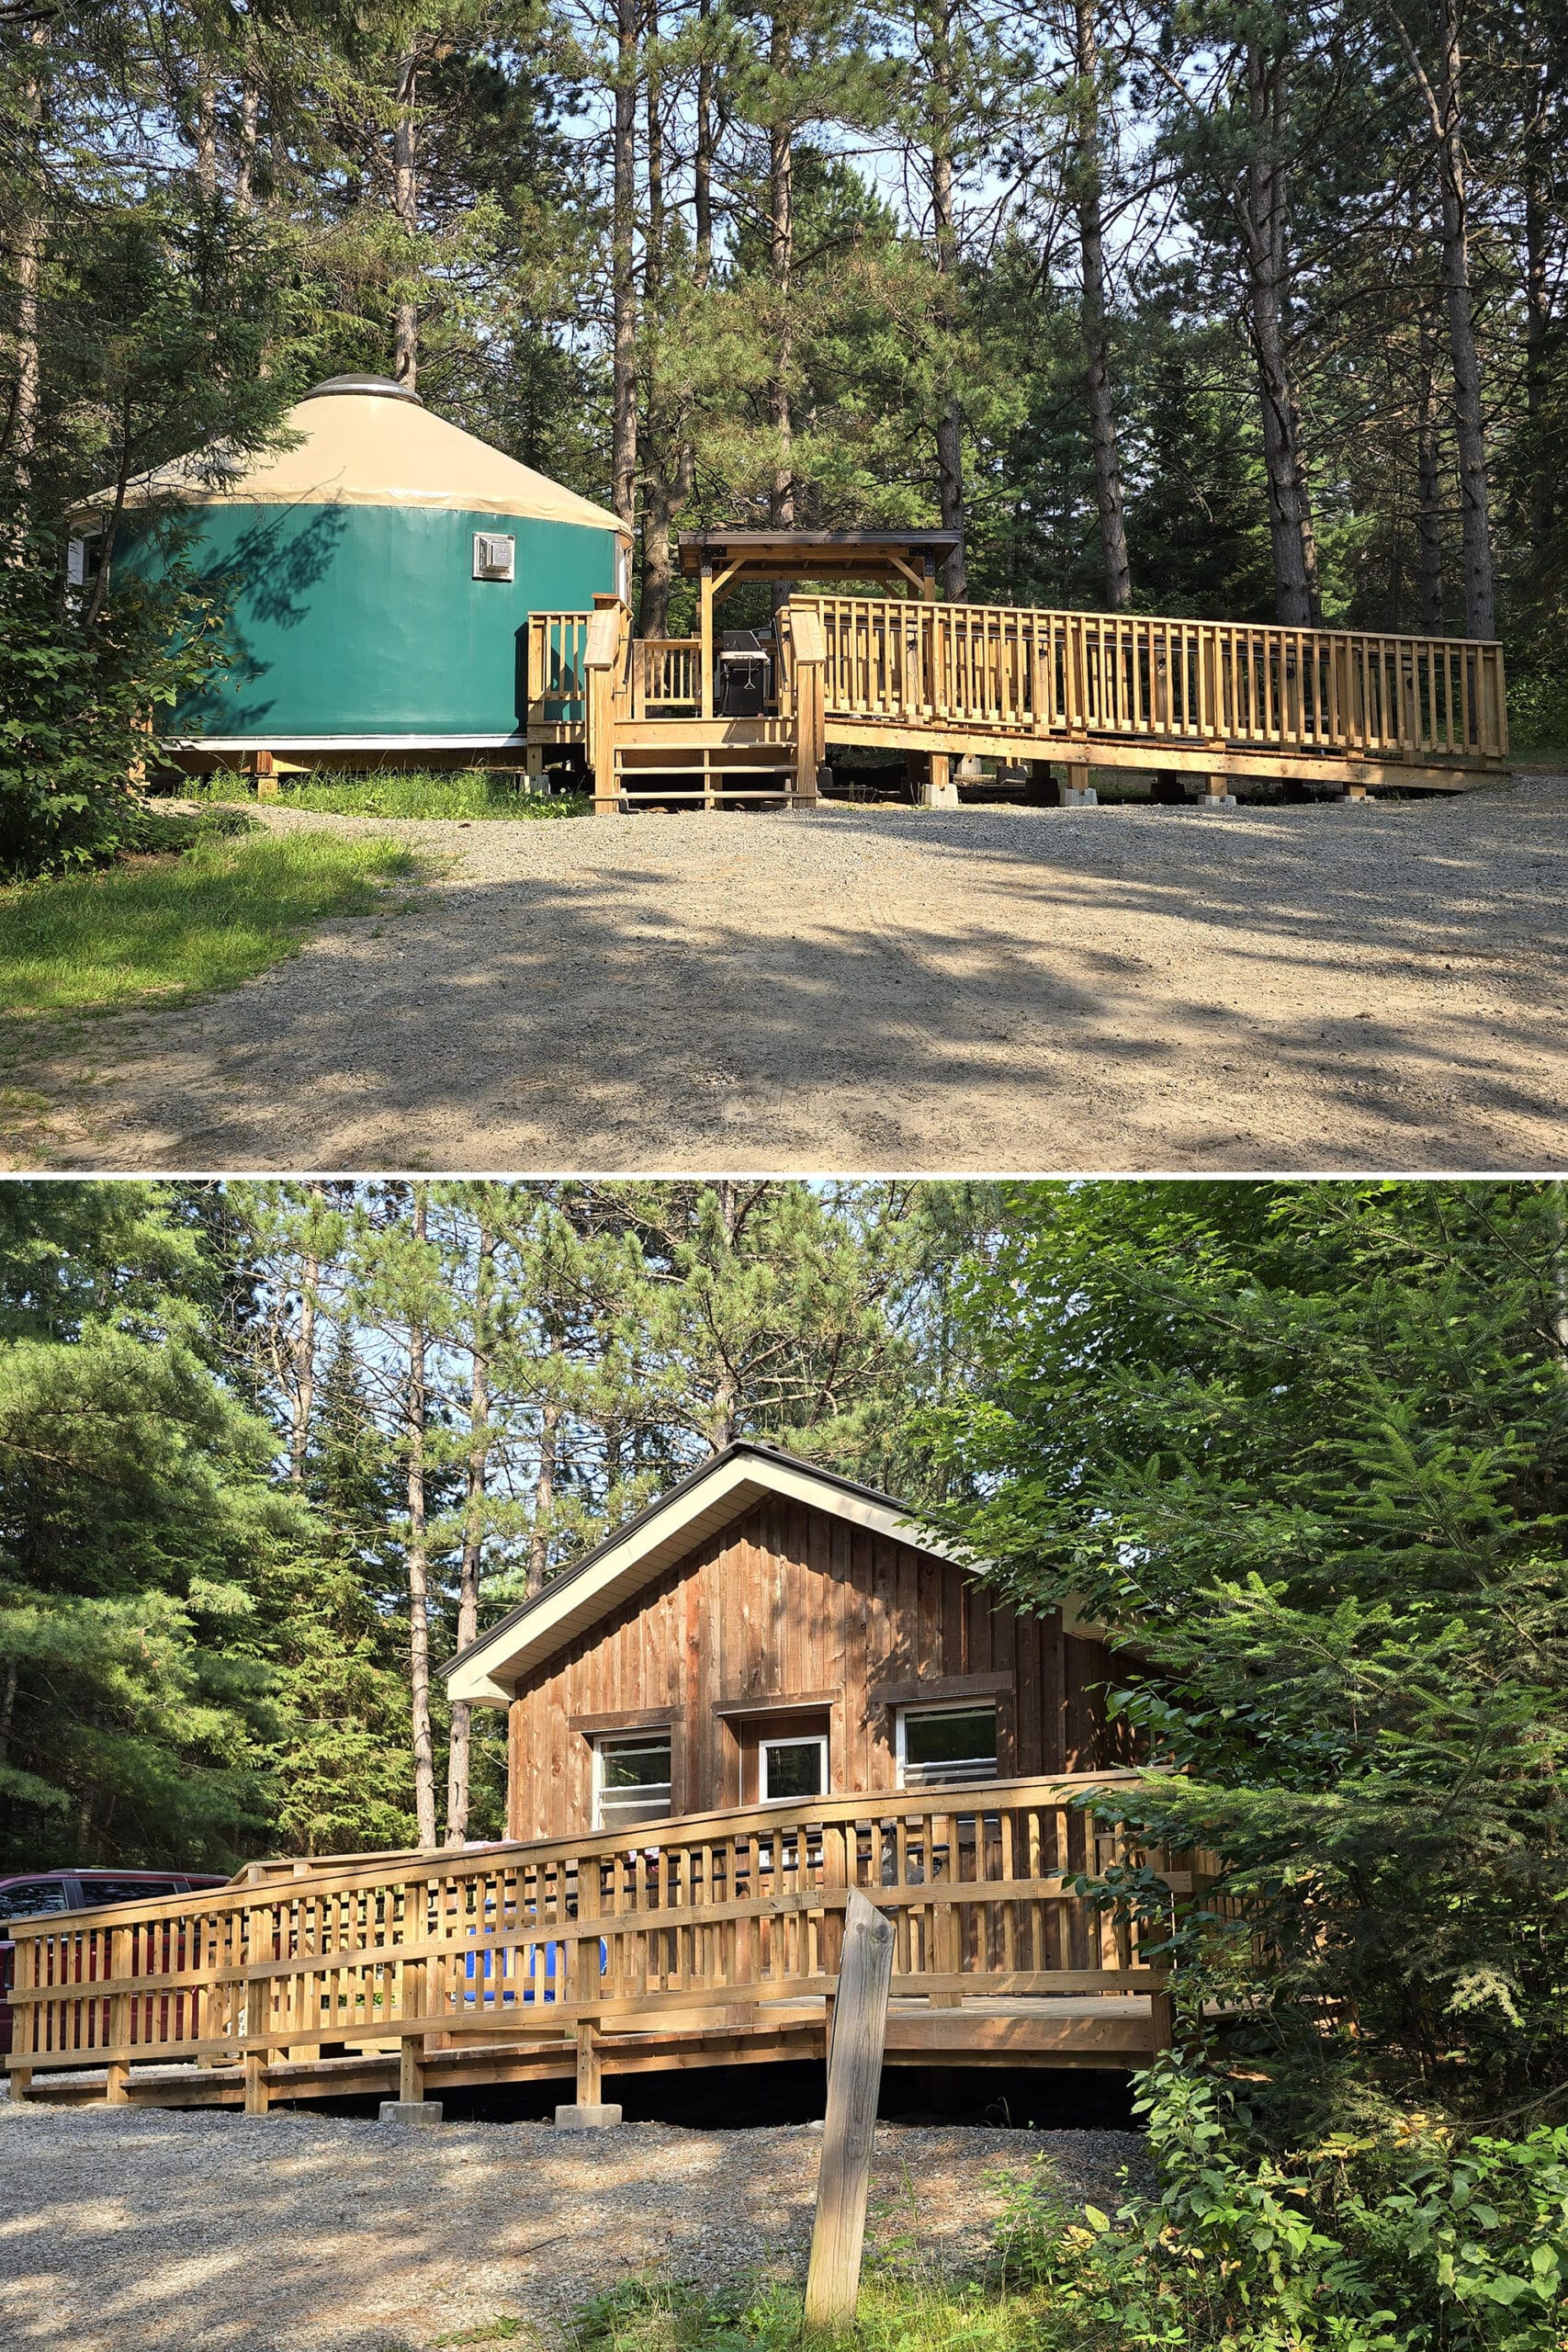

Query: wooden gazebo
677;528;960;718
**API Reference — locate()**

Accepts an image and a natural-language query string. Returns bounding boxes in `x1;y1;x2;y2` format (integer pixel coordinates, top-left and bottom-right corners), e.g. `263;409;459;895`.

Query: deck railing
524;609;593;729
631;637;703;716
5;1773;1189;2103
794;595;1508;763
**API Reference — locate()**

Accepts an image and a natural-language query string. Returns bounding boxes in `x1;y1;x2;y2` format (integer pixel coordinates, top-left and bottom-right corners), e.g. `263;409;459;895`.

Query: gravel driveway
0;2100;1138;2350
10;776;1567;1172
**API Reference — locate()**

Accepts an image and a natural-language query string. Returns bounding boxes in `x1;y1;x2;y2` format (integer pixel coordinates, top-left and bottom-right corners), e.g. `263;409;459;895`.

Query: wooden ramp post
804;1888;897;2332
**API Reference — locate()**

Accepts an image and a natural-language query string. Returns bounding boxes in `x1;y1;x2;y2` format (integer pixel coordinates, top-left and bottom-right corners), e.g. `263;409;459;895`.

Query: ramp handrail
793;595;1508;763
4;1772;1193;2098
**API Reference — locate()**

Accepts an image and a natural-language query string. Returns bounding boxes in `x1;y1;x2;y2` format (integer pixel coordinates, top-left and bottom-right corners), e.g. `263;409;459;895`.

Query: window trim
894;1699;999;1792
591;1725;673;1833
758;1729;829;1805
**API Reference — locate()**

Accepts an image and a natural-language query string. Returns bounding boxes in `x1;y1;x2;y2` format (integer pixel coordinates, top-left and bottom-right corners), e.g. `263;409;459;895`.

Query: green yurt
75;376;626;756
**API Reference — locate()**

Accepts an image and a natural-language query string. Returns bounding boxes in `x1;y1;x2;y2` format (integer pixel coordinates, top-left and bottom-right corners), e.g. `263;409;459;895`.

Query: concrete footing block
1200;794;1237;809
555;2102;624;2129
378;2099;444;2128
1060;786;1099;807
918;780;960;809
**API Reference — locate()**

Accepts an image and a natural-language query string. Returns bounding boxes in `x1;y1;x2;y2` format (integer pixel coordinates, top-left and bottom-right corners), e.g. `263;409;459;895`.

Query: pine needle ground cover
0;826;421;1024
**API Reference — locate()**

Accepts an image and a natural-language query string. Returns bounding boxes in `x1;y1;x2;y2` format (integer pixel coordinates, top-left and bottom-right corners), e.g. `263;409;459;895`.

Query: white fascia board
164;733;531;752
446;1453;962;1709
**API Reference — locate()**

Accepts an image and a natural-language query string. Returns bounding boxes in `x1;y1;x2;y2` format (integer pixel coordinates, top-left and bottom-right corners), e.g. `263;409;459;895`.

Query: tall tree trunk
195;71;218;198
288;1244;319;1485
392;51;420;389
694;0;715;290
237;74;260;210
6;21;47;483
405;1186;437;1849
929;0;967;599
637;13;693;636
1416;296;1446;631
1392;1;1495;637
525;1396;561;1599
612;0;639;531
1073;0;1130;609
0;1657;17;1764
1521;56;1554;555
1238;46;1320;626
446;1219;494;1848
769;13;795;531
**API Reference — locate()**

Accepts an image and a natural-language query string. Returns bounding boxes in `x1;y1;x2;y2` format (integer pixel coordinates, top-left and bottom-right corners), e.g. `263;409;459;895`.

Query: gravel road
9;775;1566;1172
0;2099;1139;2350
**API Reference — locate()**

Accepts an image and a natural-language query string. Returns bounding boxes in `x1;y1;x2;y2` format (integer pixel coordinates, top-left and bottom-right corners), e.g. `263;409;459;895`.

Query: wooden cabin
444;1441;1123;1844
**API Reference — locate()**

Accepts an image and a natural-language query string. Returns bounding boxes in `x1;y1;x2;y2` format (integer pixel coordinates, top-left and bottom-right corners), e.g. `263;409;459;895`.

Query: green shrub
1502;670;1568;755
0;519;236;880
1006;2059;1568;2352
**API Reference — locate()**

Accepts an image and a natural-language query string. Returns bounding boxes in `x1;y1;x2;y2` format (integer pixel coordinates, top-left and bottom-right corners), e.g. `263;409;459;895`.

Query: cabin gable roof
442;1442;964;1707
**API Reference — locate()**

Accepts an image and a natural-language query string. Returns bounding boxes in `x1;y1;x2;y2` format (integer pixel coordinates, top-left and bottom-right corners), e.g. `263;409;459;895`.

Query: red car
0;1869;229;2054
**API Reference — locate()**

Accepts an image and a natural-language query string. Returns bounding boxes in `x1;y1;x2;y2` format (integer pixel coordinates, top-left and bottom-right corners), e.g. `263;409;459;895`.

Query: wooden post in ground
1061;760;1097;807
1201;771;1236;811
249;748;278;800
1148;1984;1176;2055
584;601;626;816
788;606;827;807
105;1928;130;2106
243;1967;270;2116
556;1860;620;2126
804;1888;897;2332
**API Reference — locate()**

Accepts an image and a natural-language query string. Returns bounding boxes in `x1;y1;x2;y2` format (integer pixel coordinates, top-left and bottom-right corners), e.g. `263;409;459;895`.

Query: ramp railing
5;1771;1191;2106
795;595;1508;763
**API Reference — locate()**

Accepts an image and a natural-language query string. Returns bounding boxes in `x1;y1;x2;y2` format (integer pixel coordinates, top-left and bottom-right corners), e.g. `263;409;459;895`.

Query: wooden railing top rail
4;1770;1156;1934
792;592;1503;659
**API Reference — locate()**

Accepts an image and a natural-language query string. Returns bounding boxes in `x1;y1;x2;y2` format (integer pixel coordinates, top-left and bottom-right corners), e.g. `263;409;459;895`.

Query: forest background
5;1173;1567;2346
2;0;1567;858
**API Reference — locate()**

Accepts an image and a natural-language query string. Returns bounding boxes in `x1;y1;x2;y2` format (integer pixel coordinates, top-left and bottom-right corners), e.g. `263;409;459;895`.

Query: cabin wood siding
505;1497;1120;1842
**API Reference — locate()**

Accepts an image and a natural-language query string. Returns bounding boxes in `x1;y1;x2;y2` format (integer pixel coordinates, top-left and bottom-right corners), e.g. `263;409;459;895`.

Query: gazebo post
700;560;715;718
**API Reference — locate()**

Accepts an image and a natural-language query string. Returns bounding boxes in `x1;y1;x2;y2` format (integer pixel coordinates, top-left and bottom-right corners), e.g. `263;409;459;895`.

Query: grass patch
0;828;421;1023
197;768;588;821
430;2321;528;2346
566;2274;1043;2352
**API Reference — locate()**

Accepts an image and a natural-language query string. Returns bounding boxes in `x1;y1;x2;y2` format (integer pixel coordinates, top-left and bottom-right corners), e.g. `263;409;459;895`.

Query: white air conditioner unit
472;532;516;582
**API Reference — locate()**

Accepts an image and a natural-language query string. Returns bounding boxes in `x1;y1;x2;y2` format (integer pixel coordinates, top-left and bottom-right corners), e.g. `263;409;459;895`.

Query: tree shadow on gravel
19;794;1568;1173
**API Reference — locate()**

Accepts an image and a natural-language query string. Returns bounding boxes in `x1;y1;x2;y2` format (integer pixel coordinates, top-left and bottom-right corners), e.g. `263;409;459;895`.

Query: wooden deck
525;595;1508;811
5;1774;1189;2113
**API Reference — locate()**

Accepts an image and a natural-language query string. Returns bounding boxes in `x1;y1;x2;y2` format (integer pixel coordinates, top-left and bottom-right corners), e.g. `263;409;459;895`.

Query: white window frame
591;1728;672;1832
895;1701;999;1792
759;1730;829;1804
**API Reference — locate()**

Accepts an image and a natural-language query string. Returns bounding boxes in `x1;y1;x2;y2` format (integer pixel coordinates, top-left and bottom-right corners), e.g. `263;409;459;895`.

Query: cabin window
592;1731;672;1831
760;1731;828;1804
896;1702;998;1791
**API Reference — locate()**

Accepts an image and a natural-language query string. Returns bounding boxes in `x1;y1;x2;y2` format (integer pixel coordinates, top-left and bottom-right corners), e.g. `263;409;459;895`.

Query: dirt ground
0;2099;1133;2351
6;776;1566;1172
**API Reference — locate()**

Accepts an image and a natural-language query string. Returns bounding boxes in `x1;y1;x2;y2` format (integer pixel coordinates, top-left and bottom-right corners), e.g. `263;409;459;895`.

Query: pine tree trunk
446;1220;494;1848
526;1396;561;1598
196;71;218;198
1239;46;1320;627
1522;62;1553;553
1074;0;1130;610
405;1187;437;1849
1392;2;1495;638
6;22;47;483
695;0;715;290
769;15;795;533
237;76;259;210
637;24;693;637
289;1250;319;1485
1416;301;1446;631
392;51;419;390
612;0;638;531
930;0;967;600
1523;65;1552;553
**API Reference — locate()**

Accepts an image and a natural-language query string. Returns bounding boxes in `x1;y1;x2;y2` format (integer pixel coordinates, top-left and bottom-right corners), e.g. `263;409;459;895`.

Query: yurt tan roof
77;377;624;531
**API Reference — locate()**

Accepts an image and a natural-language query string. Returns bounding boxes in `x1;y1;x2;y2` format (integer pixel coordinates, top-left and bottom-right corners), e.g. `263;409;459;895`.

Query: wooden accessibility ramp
525;537;1508;814
5;1773;1191;2113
